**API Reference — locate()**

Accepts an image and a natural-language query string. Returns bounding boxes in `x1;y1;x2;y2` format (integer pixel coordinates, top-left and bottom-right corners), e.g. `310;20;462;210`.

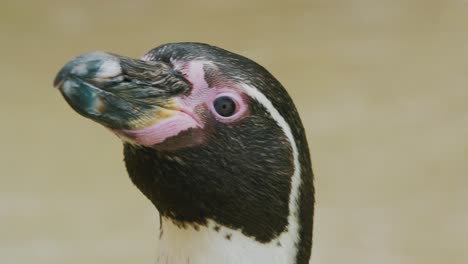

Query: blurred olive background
1;0;467;263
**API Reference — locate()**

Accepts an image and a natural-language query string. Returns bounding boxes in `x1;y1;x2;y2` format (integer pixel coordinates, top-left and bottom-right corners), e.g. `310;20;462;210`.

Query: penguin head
54;43;313;247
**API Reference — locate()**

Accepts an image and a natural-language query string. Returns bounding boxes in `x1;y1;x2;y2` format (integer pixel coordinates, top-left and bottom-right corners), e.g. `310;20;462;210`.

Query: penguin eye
213;96;237;117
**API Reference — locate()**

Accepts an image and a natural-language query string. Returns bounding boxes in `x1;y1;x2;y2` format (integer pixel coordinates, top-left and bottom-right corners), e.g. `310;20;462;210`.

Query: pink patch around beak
119;110;203;147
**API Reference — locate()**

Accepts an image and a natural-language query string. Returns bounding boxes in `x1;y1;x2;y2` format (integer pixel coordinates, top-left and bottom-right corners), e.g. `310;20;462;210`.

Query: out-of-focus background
1;1;467;263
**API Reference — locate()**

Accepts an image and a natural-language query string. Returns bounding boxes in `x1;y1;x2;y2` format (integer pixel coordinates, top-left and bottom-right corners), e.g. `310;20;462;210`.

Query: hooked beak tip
53;51;121;89
53;73;66;89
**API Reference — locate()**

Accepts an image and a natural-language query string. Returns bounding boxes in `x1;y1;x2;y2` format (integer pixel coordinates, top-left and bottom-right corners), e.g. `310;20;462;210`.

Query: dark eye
213;96;237;117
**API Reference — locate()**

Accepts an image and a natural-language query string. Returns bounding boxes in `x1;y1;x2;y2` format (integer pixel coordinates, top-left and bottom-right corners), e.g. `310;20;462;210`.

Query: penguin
54;42;315;264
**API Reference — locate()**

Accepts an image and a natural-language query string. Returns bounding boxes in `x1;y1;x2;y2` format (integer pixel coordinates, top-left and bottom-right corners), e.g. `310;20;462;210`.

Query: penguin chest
157;218;296;264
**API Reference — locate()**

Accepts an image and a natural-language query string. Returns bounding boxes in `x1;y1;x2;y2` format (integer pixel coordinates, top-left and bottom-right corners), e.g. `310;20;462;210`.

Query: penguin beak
54;51;190;130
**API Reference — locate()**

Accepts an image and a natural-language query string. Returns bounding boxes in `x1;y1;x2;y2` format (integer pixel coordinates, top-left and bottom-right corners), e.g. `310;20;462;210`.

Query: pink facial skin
118;60;249;147
120;111;202;146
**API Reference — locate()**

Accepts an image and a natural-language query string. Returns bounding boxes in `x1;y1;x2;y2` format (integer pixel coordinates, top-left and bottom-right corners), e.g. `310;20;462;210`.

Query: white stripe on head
239;83;302;260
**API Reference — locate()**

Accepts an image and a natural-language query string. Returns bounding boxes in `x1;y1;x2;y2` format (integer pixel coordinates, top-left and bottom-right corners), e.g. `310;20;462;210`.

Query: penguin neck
123;143;294;241
123;131;314;264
